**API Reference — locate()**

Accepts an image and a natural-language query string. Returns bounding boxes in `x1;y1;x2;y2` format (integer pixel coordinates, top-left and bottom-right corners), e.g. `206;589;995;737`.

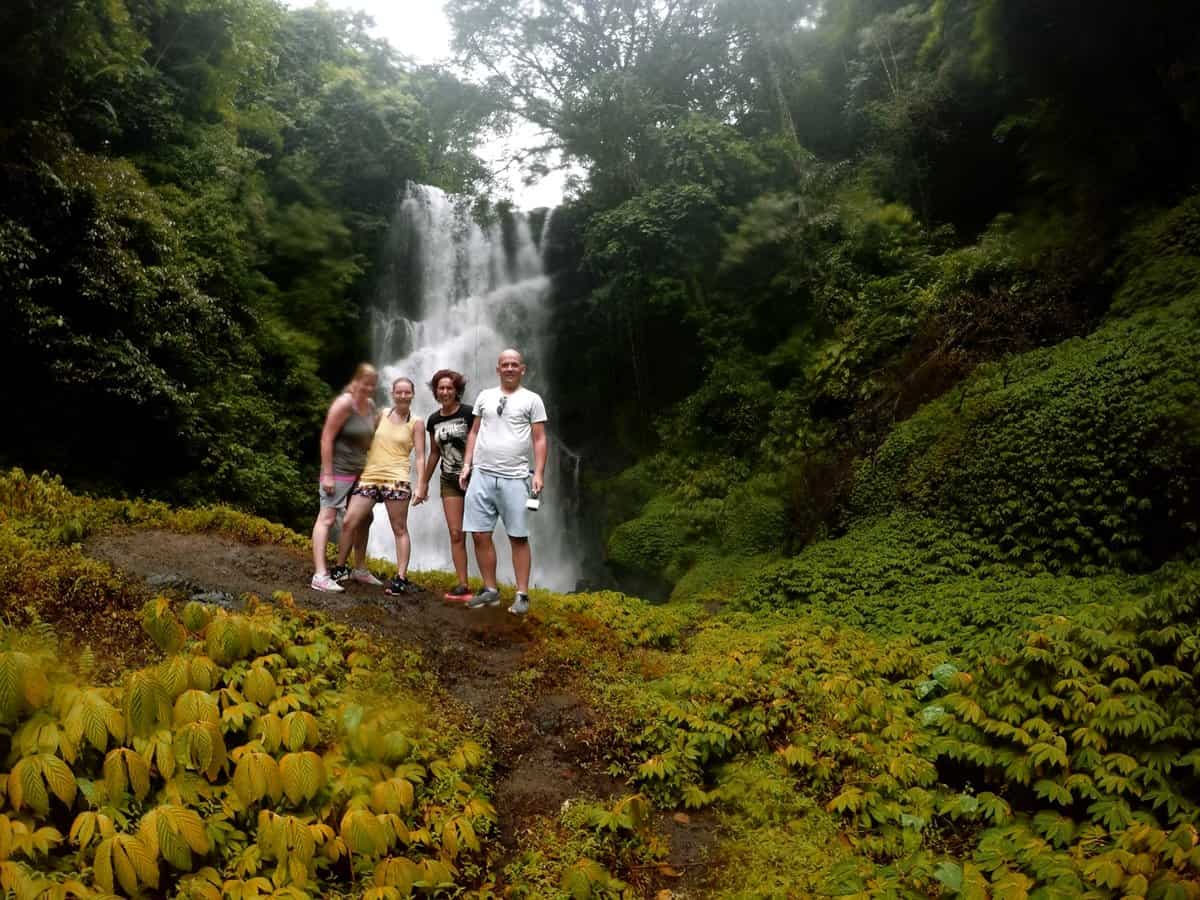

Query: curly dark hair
428;368;467;401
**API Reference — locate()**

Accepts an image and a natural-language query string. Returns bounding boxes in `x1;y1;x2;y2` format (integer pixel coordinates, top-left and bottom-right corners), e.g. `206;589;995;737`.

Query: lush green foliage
728;513;1159;655
851;292;1200;572
530;563;1200;897
0;0;495;526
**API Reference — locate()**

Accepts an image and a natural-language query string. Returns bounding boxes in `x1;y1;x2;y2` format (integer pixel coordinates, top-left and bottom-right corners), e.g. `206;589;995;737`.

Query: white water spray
367;184;579;592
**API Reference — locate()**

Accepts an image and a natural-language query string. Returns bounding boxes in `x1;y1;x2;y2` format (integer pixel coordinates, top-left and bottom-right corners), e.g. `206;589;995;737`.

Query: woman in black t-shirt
414;369;475;600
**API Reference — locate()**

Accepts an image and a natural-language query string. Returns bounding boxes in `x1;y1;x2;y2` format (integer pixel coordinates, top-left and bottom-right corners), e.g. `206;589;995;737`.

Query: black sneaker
384;576;421;597
330;563;351;583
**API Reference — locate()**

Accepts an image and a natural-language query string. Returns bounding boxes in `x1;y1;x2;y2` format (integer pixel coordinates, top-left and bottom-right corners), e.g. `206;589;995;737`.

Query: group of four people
310;349;547;616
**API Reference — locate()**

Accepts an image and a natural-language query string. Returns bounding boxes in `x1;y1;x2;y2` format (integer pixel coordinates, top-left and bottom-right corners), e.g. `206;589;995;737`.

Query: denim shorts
463;472;531;537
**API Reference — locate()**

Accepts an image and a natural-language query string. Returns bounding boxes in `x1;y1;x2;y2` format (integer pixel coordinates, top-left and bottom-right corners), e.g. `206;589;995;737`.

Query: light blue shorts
463;472;531;538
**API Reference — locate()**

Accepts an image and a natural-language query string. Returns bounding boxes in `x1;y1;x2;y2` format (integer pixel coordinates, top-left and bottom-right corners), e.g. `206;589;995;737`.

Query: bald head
497;348;526;389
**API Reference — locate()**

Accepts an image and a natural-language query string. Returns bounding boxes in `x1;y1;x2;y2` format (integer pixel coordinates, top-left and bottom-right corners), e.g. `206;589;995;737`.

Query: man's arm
459;417;482;490
530;421;547;495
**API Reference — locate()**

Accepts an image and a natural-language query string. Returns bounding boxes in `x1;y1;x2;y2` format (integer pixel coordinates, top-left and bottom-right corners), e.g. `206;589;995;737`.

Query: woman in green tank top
310;363;378;593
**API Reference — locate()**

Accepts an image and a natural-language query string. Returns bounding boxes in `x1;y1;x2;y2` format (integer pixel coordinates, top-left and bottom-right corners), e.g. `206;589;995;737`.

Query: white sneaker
351;569;383;586
508;593;530;615
310;573;344;593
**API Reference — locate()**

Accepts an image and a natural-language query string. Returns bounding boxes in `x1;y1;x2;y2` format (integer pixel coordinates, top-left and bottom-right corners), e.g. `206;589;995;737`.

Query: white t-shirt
472;386;548;478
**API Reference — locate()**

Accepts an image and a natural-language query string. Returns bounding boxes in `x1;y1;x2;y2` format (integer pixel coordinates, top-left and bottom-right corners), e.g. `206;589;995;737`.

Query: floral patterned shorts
351;481;412;503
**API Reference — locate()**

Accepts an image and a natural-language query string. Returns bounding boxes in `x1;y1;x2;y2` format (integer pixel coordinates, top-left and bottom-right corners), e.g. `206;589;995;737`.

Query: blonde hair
344;362;378;392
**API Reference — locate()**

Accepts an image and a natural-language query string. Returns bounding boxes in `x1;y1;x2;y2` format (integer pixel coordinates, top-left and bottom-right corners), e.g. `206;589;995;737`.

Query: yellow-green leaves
369;856;420;894
0;651;50;724
281;711;320;751
93;833;158;895
138;804;210;870
439;815;479;859
0;814;64;860
142;597;187;654
173;721;227;781
8;754;76;815
68;811;115;851
243;667;277;706
256;811;319;888
206;614;255;666
279;751;325;805
232;751;283;807
188;656;221;692
124;671;171;737
103;747;151;801
174;689;220;727
369;778;415;815
561;858;627;900
182;601;214;633
339;808;390;858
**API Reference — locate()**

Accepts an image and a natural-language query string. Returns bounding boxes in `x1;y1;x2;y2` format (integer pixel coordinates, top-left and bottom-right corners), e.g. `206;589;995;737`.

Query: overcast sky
285;0;568;209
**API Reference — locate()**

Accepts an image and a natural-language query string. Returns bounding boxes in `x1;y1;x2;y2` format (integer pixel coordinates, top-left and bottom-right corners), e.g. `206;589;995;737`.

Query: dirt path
86;529;713;895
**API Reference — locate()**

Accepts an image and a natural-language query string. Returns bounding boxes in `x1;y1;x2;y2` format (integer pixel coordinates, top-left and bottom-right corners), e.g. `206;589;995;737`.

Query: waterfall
366;183;580;592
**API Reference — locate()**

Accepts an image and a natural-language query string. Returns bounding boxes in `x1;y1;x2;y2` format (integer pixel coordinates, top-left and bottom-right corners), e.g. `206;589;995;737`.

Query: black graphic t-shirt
426;406;474;477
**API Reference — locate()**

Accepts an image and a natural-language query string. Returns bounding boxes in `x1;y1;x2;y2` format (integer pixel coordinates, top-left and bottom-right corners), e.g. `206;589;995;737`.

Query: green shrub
607;496;705;585
850;294;1200;572
1111;193;1200;315
729;513;1150;655
718;474;789;555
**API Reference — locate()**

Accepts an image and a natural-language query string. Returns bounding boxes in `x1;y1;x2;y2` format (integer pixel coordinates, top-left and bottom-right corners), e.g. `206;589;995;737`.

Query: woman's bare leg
337;494;376;568
442;495;468;585
384;496;413;578
311;507;339;575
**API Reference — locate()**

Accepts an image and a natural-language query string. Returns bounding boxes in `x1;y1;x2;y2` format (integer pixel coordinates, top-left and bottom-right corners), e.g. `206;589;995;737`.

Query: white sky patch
284;0;569;210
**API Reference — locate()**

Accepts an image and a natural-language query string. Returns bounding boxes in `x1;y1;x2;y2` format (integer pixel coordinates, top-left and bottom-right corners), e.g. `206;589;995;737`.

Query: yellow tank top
358;410;415;485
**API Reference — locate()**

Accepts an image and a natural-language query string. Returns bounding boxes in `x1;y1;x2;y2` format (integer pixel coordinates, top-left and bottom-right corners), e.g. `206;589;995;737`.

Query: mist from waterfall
365;183;580;592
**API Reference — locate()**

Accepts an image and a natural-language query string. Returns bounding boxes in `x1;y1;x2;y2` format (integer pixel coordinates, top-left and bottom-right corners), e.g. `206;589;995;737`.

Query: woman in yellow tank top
335;376;427;596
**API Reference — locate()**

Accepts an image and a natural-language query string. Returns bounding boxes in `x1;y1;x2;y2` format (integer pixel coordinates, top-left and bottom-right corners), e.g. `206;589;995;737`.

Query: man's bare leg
472;531;498;588
510;536;530;594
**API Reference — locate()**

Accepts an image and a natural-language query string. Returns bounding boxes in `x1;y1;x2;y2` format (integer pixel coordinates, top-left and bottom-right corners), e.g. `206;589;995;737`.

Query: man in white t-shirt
460;348;548;615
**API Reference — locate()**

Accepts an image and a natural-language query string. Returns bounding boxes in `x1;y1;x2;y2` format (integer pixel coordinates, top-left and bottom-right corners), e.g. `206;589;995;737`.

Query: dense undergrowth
2;470;1200;896
578;192;1200;897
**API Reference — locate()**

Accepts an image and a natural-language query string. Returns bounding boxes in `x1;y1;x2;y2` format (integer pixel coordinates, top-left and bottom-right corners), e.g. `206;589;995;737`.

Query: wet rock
147;573;200;593
190;590;237;606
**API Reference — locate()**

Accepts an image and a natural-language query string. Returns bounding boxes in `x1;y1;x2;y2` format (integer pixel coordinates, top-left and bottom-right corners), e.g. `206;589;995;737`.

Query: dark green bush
606;496;715;585
718;475;789;556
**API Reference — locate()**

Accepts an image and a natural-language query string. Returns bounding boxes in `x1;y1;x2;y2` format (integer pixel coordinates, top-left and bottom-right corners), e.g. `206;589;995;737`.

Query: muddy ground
86;529;715;896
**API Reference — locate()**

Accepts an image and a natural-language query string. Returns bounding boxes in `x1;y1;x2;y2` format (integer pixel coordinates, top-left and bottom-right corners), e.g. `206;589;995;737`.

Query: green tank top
332;397;374;476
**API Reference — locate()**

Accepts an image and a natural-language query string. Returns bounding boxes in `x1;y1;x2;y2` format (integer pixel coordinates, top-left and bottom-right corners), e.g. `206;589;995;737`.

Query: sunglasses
497;395;508;417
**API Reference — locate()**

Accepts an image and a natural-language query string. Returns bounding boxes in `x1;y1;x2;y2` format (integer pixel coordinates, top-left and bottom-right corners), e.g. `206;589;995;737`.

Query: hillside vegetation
3;0;1200;895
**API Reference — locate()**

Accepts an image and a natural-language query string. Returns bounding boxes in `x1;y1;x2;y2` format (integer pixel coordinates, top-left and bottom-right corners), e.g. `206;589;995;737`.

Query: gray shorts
318;477;357;511
463;472;531;537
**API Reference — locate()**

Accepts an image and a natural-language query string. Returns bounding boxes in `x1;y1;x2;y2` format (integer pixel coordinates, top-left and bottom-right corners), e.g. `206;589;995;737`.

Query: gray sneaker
466;587;501;609
508;593;530;615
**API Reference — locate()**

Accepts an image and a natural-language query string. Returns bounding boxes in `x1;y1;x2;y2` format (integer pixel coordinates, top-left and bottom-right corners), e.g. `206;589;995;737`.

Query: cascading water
366;183;580;592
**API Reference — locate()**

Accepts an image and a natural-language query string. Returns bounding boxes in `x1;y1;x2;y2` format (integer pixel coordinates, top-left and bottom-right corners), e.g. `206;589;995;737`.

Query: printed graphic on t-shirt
433;419;468;473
